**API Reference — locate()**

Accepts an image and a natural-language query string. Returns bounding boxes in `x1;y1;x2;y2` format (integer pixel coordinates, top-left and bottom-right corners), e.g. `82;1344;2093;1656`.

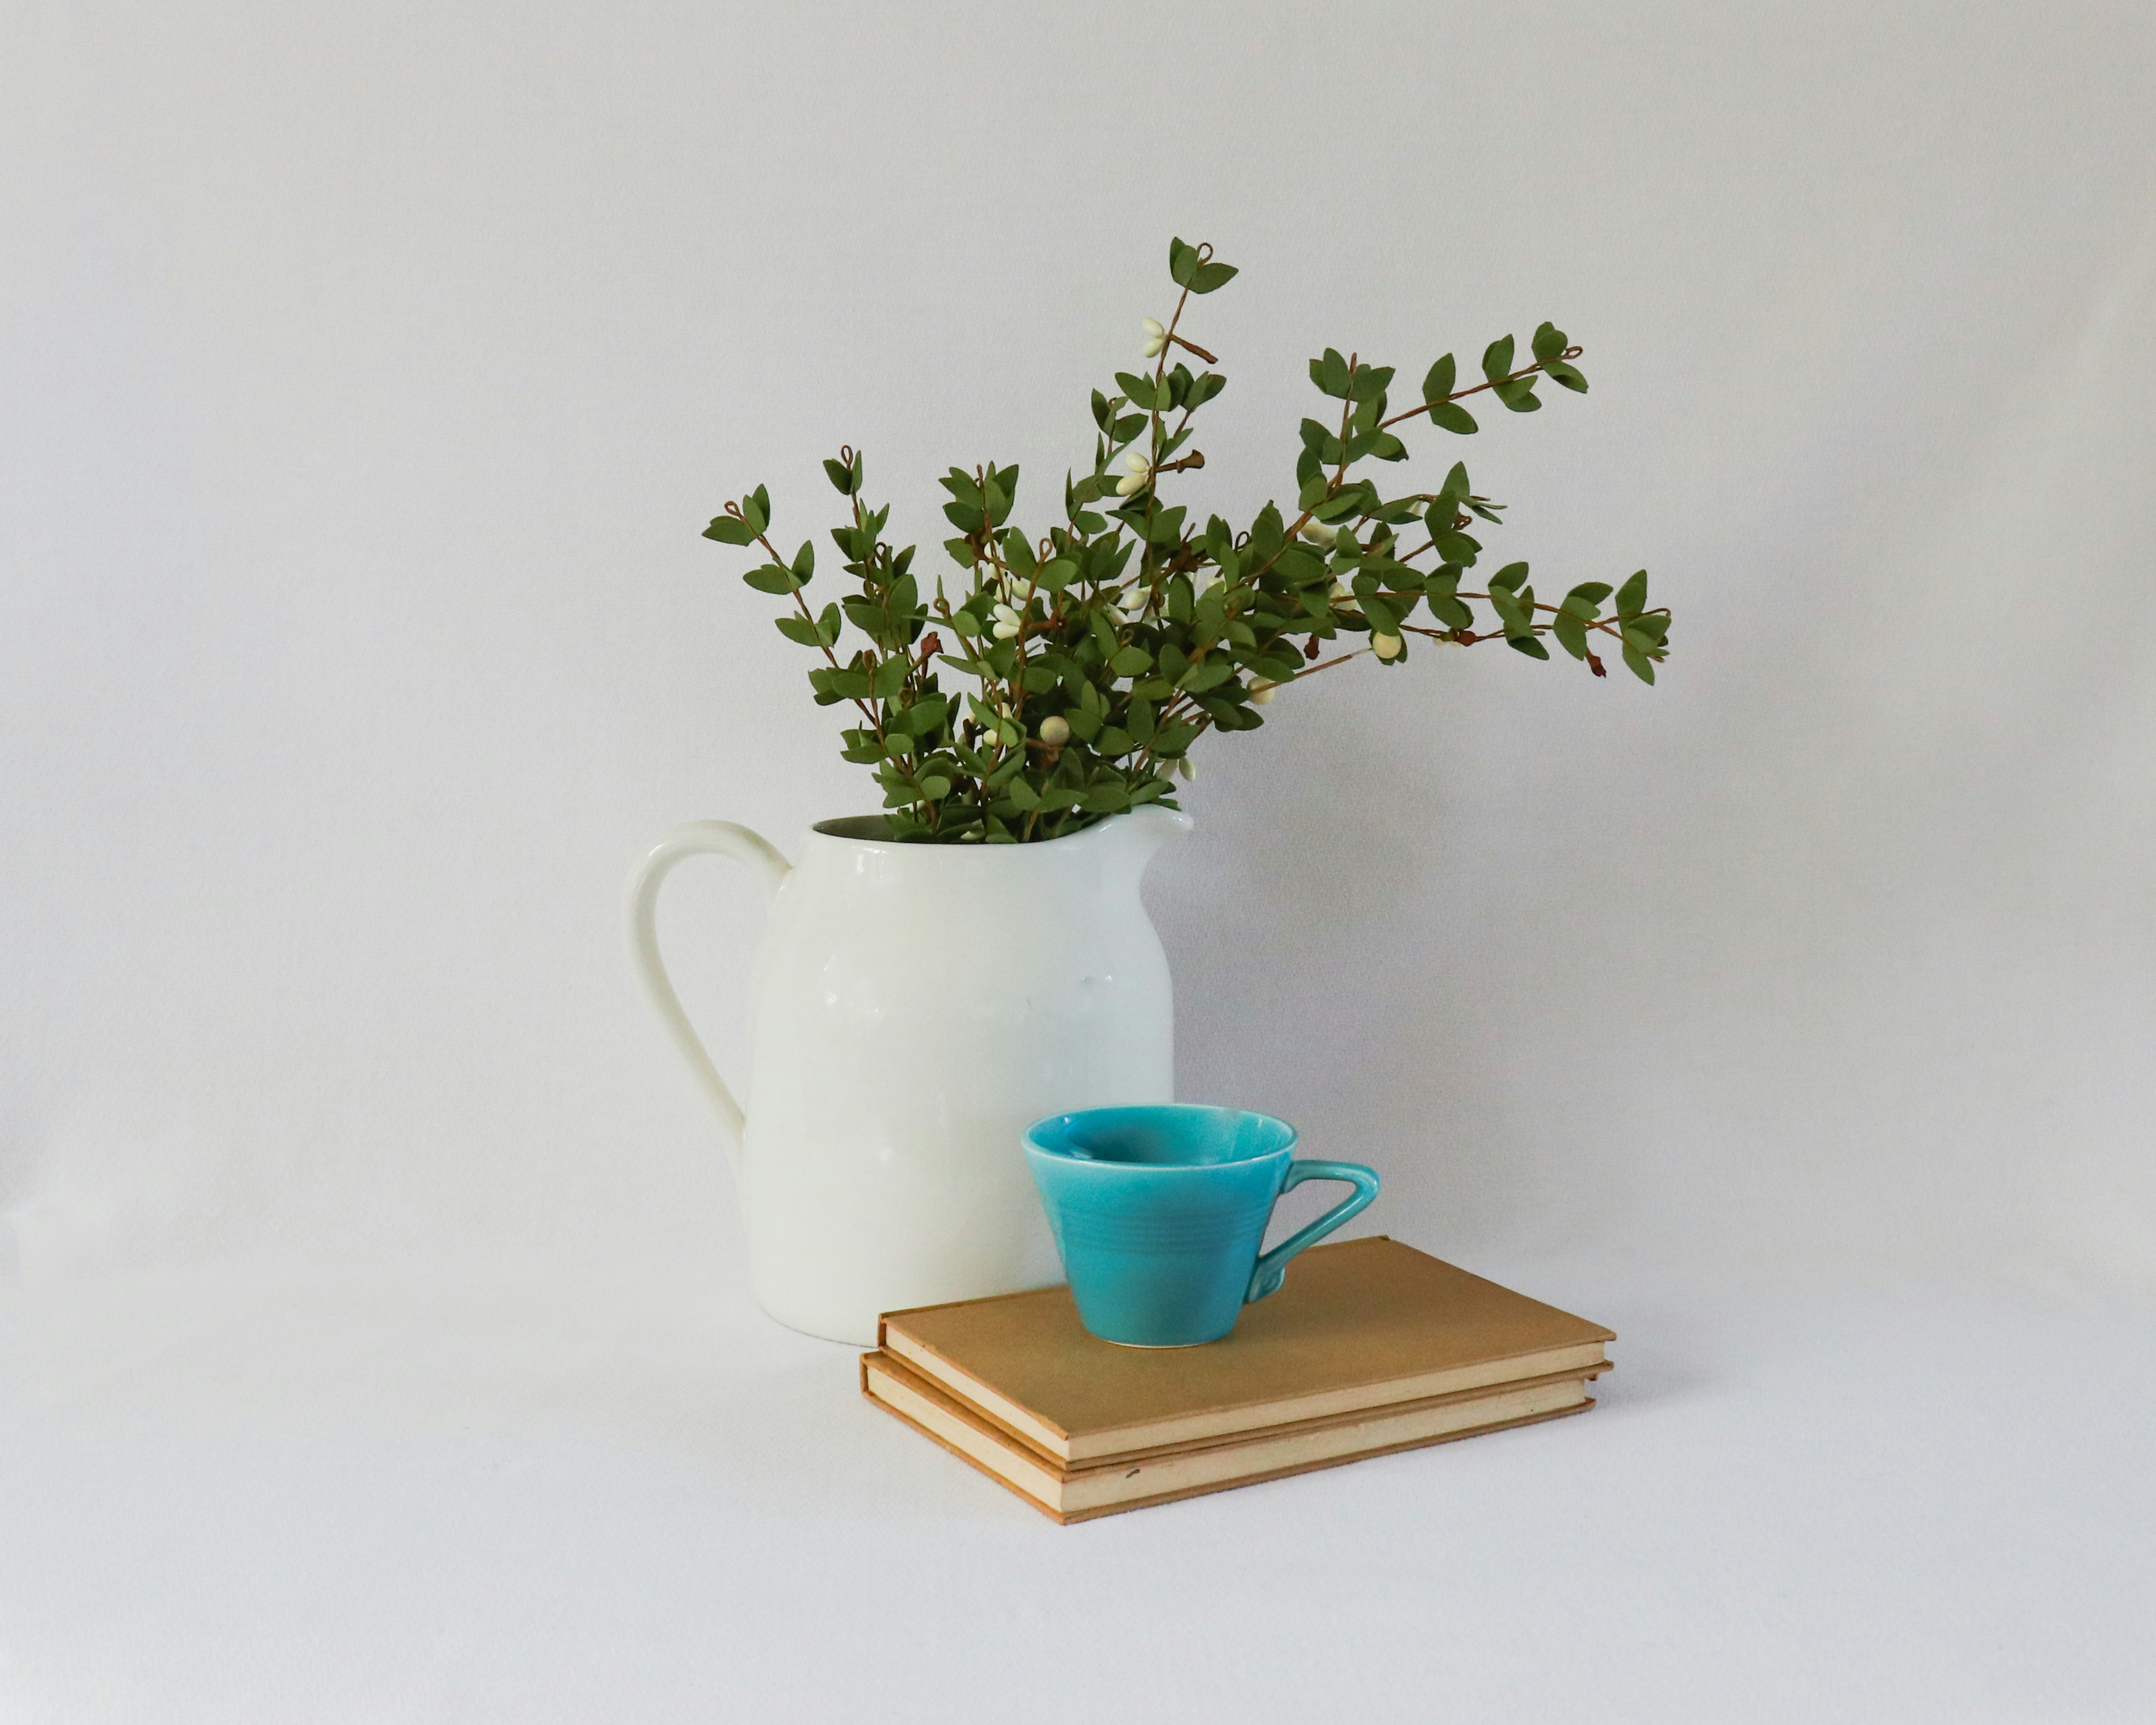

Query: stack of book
862;1236;1614;1523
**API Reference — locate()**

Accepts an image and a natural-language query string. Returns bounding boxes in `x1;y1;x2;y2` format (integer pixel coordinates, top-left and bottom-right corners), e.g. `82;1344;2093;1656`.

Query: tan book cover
862;1350;1600;1523
875;1237;1615;1465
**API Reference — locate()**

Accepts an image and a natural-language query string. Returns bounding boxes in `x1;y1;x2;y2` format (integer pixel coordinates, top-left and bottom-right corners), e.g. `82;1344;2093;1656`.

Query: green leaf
1565;581;1613;610
1110;645;1153;676
774;615;823;647
1360;593;1403;634
1179;660;1236;694
1115;371;1163;411
823;456;856;494
1428;401;1477;435
703;515;756;546
1037;558;1079;593
1422;354;1457;404
1490;561;1530;593
1427;591;1474;630
1508;634;1551;660
1531;322;1567;365
1207;697;1265;731
1189;260;1237;294
792;540;816;579
744;487;771;534
1271;546;1324;588
1623;643;1657;684
1310;348;1353;399
1063;708;1104;743
1169;237;1201;286
1482;337;1515;385
1349;364;1395;403
1615;570;1649;616
1003;776;1041;811
1543;359;1589;393
1551;610;1590;660
1493;378;1540;413
743;566;799;595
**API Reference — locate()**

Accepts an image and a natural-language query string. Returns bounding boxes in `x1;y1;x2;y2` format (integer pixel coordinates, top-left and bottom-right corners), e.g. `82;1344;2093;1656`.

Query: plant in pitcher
634;238;1679;1338
699;237;1671;843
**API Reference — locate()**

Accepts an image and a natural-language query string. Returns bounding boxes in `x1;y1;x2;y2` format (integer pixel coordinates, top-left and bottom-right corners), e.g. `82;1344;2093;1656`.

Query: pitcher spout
1081;803;1193;881
1116;802;1195;852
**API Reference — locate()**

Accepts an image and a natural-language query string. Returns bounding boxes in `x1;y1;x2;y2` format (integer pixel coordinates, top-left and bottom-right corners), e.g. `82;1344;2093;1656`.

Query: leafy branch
701;239;1668;841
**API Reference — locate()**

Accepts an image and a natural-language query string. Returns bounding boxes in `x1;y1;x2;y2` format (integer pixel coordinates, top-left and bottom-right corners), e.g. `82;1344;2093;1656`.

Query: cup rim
1023;1102;1299;1171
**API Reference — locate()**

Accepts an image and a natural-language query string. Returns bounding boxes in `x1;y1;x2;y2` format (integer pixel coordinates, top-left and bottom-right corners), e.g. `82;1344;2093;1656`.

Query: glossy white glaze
626;807;1189;1342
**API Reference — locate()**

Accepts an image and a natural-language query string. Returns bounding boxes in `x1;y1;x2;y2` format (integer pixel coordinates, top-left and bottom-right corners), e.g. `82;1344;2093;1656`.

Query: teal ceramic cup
1023;1104;1381;1347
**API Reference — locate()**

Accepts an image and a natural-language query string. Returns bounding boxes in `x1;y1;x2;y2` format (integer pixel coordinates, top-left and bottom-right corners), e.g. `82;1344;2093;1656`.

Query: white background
3;2;2153;1719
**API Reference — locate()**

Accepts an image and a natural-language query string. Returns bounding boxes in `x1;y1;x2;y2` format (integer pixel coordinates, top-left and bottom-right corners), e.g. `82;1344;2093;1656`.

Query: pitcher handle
624;821;791;1169
1245;1161;1381;1303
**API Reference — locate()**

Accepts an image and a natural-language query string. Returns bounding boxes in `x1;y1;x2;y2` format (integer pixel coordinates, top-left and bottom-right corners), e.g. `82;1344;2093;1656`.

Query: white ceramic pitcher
625;806;1190;1344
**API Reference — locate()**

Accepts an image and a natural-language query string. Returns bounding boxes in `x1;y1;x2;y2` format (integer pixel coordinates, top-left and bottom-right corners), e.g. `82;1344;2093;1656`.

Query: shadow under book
861;1236;1615;1523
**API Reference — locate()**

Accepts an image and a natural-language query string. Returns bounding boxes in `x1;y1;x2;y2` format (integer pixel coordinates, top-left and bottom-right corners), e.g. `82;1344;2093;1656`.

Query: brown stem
1276;647;1366;683
1376;347;1582;433
734;501;947;815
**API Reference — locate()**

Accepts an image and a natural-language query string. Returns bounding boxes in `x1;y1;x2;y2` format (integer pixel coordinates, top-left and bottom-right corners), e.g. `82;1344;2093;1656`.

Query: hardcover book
864;1349;1600;1522
863;1237;1615;1519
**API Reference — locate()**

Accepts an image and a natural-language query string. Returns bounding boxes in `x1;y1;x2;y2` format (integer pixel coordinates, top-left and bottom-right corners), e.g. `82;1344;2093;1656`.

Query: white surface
3;0;2154;1714
4;1248;2150;1723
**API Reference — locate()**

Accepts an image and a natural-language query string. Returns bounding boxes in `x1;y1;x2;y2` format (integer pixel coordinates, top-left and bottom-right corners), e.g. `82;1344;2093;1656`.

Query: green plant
702;238;1669;842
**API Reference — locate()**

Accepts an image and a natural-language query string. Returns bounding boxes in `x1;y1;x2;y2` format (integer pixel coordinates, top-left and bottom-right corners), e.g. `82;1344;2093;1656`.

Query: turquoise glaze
1023;1105;1381;1347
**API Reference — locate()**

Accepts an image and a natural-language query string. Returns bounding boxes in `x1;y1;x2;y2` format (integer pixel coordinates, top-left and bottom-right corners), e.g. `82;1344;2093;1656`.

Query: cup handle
1246;1161;1381;1303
